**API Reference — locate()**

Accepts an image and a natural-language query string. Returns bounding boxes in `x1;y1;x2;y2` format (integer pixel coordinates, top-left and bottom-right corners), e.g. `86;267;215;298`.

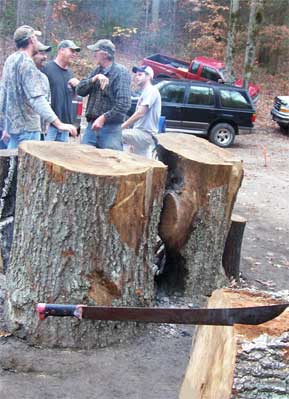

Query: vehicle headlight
280;107;289;113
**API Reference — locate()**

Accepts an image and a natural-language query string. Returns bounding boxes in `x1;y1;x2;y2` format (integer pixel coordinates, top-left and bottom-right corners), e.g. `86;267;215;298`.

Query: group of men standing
0;24;162;158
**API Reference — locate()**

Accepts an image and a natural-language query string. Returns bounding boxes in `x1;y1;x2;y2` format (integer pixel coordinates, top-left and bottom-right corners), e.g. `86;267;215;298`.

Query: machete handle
37;303;83;320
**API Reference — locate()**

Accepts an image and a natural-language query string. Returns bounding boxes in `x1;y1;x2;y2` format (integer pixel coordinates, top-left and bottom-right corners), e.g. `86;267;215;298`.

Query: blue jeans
8;131;41;149
82;122;123;151
45;125;69;142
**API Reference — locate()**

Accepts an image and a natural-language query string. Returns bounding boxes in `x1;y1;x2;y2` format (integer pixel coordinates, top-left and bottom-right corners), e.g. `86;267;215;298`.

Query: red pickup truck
142;54;260;103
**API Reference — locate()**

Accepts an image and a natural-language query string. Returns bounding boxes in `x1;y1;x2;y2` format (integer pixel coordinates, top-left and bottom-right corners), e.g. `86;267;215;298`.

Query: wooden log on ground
156;134;243;296
4;142;167;348
222;214;247;280
180;288;289;399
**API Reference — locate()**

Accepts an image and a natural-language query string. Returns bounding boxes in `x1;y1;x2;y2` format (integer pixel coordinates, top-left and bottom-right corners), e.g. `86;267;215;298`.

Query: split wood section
0;149;17;273
180;288;289;399
223;214;247;280
157;134;244;296
5;142;167;348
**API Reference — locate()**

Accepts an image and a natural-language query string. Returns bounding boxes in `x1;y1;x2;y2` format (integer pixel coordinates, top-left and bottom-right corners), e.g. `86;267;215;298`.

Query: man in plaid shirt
77;39;131;150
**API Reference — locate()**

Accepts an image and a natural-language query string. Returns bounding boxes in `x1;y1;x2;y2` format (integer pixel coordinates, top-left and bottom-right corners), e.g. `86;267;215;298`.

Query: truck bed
145;54;189;71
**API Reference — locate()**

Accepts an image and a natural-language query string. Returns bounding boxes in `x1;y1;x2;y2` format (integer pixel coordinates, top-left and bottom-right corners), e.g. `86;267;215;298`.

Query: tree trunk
243;0;263;90
156;134;243;297
180;288;289;398
0;149;17;273
42;0;54;42
16;0;32;26
225;0;239;82
142;0;150;52
151;0;160;28
222;214;246;281
4;142;167;349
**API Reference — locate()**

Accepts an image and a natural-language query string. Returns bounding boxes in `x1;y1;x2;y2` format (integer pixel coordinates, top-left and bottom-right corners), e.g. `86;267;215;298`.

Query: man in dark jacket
77;39;131;150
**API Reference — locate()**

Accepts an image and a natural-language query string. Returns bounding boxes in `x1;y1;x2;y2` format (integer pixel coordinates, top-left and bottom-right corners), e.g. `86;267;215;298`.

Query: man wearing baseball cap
0;26;77;148
33;42;52;137
76;39;131;150
122;65;161;158
43;40;80;142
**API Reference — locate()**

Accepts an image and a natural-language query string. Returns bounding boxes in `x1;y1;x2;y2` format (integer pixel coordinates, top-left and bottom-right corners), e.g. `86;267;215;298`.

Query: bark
0;149;17;273
222;214;246;281
243;0;263;90
180;288;289;399
156;134;243;297
0;216;13;273
0;149;18;220
4;142;167;349
225;0;239;82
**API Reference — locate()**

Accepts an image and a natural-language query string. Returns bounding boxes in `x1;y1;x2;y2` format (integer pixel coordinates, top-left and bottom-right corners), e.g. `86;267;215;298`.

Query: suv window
159;83;186;103
188;86;214;105
190;62;200;74
201;66;221;82
220;90;250;109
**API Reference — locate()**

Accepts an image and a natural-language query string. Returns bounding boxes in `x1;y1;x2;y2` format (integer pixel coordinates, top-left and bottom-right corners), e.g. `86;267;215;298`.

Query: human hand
68;78;80;87
58;123;78;137
1;130;10;144
91;74;109;90
92;115;106;130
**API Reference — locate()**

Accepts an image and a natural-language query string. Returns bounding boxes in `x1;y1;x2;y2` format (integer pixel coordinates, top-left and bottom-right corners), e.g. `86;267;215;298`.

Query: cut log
156;134;243;296
4;142;167;348
222;214;247;280
180;288;289;399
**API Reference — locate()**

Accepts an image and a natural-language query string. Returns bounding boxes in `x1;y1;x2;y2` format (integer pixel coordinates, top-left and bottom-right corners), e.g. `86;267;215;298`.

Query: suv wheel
209;123;236;148
277;122;289;133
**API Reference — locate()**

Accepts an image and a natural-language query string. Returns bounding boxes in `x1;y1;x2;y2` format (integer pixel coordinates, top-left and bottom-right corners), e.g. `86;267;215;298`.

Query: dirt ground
0;126;289;399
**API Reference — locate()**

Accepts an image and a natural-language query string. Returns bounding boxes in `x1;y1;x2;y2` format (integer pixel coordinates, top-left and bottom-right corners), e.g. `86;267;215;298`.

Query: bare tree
16;0;32;25
151;0;160;28
243;0;263;90
42;0;54;42
225;0;239;82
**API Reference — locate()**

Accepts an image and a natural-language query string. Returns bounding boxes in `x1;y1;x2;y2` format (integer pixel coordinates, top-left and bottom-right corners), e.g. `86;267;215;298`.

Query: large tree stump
0;149;18;273
180;288;289;399
4;142;167;348
156;134;243;296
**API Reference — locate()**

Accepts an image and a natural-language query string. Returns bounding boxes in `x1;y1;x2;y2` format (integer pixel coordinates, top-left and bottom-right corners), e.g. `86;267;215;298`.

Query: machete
36;303;289;326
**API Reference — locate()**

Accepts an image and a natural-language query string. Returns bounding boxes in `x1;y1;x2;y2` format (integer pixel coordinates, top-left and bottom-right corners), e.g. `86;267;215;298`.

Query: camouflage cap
57;40;80;52
37;41;51;52
14;25;41;42
87;39;115;56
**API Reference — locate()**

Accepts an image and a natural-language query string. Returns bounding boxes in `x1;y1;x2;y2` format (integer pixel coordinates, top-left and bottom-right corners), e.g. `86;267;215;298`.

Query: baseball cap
87;39;115;57
57;40;80;52
37;41;51;52
132;65;154;79
14;25;41;42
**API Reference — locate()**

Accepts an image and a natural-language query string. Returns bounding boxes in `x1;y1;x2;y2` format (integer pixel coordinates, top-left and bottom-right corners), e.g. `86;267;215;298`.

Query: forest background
0;0;289;129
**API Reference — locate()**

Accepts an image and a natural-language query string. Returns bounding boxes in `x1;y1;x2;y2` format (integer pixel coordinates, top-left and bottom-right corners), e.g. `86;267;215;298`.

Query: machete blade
82;303;289;326
37;303;289;326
